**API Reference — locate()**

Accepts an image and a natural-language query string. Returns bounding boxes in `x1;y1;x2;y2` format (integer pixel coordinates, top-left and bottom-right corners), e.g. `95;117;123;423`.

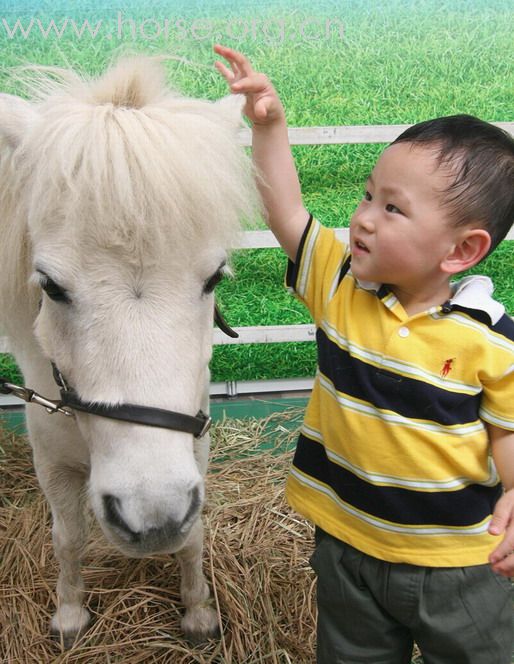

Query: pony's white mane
5;55;258;260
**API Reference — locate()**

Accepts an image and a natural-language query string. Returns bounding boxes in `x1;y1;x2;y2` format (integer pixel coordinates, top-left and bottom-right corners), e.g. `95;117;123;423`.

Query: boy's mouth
353;239;370;253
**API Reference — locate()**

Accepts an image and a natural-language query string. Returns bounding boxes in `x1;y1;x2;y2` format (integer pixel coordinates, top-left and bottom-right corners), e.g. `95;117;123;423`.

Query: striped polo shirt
285;217;514;567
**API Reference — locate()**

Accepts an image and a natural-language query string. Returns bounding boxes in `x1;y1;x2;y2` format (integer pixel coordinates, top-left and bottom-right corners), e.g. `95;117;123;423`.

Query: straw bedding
0;410;319;663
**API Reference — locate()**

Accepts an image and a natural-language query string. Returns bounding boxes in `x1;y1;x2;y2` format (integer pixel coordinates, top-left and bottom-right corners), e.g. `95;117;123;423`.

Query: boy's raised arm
214;45;310;262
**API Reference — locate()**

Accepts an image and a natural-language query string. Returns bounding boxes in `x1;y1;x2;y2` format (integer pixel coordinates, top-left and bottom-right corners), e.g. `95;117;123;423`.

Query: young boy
214;44;514;663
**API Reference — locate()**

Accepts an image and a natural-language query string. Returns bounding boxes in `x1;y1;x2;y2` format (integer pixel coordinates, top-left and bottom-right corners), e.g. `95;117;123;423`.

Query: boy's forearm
252;120;310;261
487;425;514;575
214;45;309;260
252;119;303;222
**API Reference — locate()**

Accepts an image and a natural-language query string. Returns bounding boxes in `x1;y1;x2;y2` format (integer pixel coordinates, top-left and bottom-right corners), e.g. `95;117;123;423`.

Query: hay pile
0;409;317;663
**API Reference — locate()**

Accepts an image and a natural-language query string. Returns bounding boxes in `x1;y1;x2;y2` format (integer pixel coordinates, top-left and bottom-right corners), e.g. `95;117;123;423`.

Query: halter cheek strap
214;303;239;338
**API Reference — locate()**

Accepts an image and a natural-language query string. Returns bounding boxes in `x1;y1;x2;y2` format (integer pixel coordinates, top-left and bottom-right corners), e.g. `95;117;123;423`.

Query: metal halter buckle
1;381;73;416
196;411;213;438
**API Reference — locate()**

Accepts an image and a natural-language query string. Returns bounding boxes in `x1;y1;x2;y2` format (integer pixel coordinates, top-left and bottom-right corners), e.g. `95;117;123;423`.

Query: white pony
0;56;258;646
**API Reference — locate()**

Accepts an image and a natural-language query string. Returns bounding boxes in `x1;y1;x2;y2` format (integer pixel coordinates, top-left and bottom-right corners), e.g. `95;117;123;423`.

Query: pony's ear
0;93;38;149
213;93;246;126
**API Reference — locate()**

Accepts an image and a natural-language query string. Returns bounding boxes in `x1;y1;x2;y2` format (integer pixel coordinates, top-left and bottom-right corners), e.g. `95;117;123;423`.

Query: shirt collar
354;278;382;292
354;274;505;324
449;275;505;324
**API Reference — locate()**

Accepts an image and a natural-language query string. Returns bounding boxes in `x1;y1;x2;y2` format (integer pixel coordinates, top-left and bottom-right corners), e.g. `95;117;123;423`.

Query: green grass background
0;0;512;383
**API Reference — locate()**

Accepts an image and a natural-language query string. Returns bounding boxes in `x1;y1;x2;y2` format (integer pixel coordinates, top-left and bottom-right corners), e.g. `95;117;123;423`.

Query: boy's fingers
214;57;241;82
488;512;509;536
488;492;513;536
489;532;514;563
214;60;236;82
213;44;254;77
488;492;514;570
490;547;514;577
214;43;235;56
231;73;271;93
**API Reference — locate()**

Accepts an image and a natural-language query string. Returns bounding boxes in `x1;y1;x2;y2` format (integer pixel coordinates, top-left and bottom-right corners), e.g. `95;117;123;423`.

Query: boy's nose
354;209;375;233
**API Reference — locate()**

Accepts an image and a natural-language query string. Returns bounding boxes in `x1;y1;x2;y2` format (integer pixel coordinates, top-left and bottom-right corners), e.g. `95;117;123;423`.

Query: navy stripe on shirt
293;432;502;528
316;328;482;426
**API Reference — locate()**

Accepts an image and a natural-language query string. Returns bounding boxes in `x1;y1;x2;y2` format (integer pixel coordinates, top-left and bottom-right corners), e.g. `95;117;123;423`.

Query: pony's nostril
102;494;140;542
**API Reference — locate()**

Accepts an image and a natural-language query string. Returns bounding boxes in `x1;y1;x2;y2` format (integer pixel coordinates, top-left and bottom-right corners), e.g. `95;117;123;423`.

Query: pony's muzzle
102;486;201;549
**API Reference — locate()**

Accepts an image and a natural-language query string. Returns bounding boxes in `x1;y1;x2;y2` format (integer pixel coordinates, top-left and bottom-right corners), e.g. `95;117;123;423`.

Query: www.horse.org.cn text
1;13;345;44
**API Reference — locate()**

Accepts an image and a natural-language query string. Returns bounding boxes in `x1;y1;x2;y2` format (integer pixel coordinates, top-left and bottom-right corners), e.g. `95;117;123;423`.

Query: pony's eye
203;267;225;294
39;274;71;303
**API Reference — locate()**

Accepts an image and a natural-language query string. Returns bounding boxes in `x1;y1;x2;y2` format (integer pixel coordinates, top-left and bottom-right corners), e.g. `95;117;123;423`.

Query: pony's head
0;56;259;555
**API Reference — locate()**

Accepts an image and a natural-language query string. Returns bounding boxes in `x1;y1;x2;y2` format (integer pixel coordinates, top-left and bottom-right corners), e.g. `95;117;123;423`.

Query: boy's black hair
391;114;514;255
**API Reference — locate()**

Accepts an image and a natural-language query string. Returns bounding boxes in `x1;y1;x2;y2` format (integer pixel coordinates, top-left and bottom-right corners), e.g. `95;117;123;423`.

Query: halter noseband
51;364;212;438
0;303;238;438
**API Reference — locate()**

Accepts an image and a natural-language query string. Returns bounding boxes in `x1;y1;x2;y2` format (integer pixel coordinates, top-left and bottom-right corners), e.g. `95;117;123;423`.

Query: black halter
0;303;238;438
51;364;212;438
1;369;213;438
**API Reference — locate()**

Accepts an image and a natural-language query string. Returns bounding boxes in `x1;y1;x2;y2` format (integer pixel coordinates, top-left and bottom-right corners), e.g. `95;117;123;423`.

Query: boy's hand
488;488;514;577
214;44;285;126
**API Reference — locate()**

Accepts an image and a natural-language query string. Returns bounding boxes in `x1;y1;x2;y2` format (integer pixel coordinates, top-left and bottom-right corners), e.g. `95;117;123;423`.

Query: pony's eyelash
36;270;71;304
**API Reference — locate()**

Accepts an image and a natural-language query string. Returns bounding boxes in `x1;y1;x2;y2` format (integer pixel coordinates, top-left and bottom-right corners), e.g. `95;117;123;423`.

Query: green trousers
310;528;513;664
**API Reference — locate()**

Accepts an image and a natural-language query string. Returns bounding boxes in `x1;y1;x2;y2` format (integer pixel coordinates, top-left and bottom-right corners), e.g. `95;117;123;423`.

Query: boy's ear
441;228;492;275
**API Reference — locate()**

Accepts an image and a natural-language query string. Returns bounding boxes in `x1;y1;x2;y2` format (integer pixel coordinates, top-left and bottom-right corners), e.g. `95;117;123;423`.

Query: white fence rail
238;122;514;146
2;122;514;399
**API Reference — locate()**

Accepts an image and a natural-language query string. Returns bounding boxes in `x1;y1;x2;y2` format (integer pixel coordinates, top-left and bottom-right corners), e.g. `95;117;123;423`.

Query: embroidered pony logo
440;358;456;378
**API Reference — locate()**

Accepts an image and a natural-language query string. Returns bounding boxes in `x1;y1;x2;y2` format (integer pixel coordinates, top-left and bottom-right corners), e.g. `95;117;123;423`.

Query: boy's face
349;142;460;294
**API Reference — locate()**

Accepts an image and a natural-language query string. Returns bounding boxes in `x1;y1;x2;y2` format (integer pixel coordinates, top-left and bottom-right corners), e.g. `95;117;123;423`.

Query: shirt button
398;326;410;338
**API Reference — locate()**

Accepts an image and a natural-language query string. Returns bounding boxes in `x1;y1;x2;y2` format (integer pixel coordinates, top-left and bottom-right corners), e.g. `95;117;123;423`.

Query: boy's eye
385;203;403;214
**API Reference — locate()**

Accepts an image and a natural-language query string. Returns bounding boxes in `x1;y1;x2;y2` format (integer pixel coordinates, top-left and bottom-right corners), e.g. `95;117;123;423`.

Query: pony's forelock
14;56;260;259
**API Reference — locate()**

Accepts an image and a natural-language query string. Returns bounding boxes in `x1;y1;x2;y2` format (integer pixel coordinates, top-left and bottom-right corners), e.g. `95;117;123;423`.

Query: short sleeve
480;366;514;431
479;315;514;432
285;217;350;326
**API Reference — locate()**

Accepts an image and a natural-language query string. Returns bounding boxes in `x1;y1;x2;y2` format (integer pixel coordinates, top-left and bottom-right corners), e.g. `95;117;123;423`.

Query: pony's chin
99;520;190;558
